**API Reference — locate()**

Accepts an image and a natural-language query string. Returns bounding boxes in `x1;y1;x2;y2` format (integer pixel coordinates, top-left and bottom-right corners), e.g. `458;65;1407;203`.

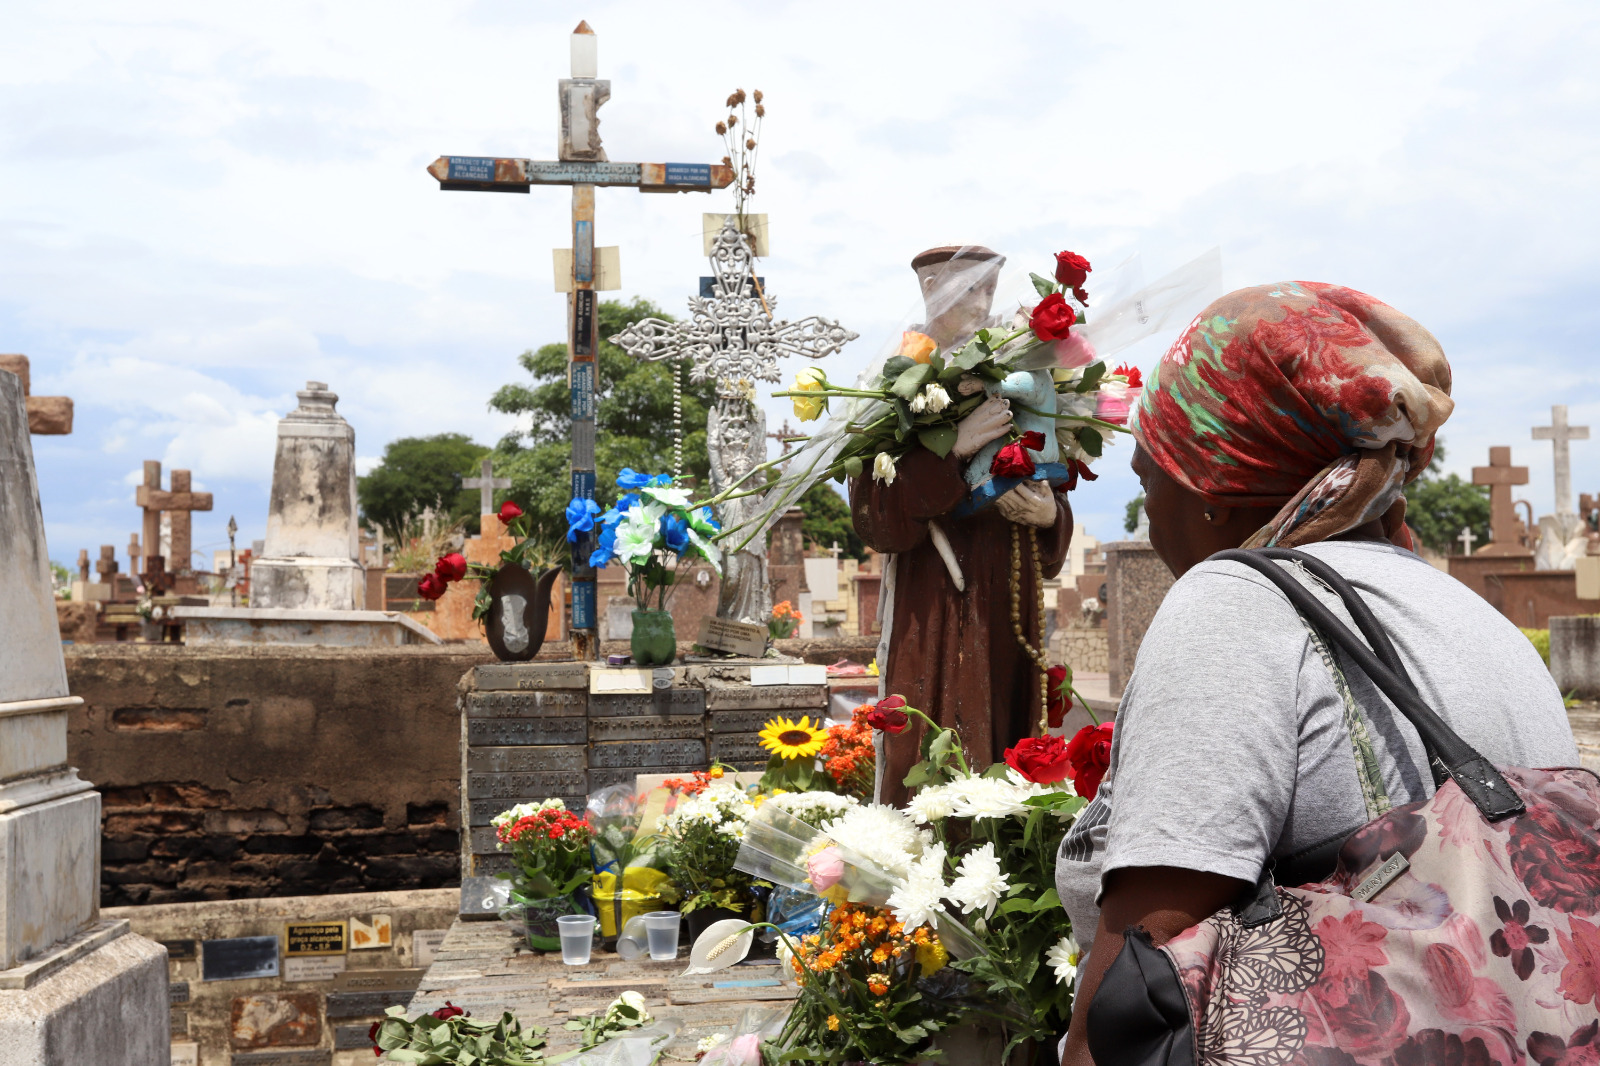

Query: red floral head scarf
1133;281;1453;549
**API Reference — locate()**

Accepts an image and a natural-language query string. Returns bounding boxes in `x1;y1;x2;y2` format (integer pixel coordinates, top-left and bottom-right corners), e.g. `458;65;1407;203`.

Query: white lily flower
682;918;753;975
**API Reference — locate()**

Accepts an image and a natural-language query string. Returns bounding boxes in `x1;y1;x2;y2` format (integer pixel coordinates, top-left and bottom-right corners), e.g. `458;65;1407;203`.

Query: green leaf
843;455;863;478
1074;362;1107;394
917;423;958;459
890;362;936;401
895;401;913;439
951;339;992;371
1030;272;1058;298
1032;887;1061;911
1077;426;1103;458
996;897;1037;916
880;355;915;383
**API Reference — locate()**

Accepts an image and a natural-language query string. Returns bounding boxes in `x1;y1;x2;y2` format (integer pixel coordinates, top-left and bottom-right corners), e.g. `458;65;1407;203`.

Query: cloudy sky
4;0;1598;570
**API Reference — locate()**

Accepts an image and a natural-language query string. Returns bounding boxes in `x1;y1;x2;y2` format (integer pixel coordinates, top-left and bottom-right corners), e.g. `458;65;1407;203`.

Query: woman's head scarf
1132;281;1453;550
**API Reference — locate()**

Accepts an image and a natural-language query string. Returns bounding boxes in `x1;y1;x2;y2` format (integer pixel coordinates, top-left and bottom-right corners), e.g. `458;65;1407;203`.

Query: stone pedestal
253;382;363;611
1103;540;1175;699
0;368;166;1063
171;606;443;646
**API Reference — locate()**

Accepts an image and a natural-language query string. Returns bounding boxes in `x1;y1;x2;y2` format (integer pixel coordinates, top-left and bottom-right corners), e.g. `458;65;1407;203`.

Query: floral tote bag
1087;548;1600;1066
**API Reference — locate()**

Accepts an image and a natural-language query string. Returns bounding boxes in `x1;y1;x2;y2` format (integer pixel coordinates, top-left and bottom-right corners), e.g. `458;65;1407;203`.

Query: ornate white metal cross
609;217;858;394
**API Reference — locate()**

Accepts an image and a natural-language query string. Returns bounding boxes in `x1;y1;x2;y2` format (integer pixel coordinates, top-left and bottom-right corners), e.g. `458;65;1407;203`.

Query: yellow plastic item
592;867;675;938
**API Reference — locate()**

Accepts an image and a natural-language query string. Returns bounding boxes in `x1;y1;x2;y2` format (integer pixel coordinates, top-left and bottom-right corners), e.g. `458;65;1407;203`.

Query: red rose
867;705;908;734
435;552;467;583
990;431;1045;480
1005;735;1072;784
416;572;447;601
1072;286;1089;305
875;694;906;712
1030;292;1077;342
1046;665;1070;729
1064;722;1114;800
1113;363;1143;388
1053;251;1092;289
431;1002;468;1020
498;500;524;523
368;1021;381;1055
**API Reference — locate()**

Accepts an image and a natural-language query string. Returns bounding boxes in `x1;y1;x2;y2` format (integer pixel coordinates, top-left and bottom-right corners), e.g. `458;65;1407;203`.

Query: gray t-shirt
1056;540;1579;960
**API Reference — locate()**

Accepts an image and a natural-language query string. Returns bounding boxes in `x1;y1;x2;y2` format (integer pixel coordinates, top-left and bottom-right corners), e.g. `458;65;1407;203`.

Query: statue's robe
850;446;1072;806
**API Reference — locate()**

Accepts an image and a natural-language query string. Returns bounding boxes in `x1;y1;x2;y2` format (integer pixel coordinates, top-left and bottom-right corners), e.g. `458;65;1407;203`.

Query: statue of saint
850;247;1074;804
708;391;772;624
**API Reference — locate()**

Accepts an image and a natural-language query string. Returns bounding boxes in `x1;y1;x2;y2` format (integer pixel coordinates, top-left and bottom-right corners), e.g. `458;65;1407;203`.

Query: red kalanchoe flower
1113;363;1143;388
498;500;524;523
435;552;467;583
1053;250;1092;289
1029;292;1077;342
1046;665;1070;729
1005;735;1073;784
416;572;447;601
1065;722;1114;800
991;430;1046;479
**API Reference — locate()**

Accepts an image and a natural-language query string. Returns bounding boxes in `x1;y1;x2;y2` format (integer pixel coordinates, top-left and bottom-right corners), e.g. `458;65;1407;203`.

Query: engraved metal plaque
589;690;706;718
708;733;768;764
703;684;827;712
709;709;789;734
467;746;585;774
466;771;588;800
589;740;707;768
468;797;587;826
474;662;589;691
325;989;415;1019
465;691;586;718
467;717;587;747
588;715;705;742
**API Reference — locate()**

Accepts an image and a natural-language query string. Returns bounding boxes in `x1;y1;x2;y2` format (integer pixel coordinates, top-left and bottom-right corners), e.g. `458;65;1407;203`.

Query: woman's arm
1062;866;1246;1066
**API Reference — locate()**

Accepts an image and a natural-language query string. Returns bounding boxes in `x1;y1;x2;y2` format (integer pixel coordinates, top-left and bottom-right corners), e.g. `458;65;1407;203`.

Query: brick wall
65;644;494;906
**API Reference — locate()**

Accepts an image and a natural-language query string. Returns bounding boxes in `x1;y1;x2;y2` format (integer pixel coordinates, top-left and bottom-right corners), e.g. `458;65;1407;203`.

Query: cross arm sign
427;157;734;194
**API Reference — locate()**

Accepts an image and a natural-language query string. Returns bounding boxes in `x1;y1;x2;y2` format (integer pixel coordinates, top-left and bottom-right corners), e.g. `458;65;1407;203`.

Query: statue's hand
995;481;1058;528
952;396;1013;460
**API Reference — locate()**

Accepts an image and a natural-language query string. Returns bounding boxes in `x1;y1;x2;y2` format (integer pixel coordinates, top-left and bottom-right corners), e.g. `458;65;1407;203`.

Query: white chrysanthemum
659;783;755;835
887;846;948;931
1046;935;1082;985
947;842;1009;918
945;772;1045;820
820;804;926;879
872;452;897;484
907;785;956;825
697;1034;728;1054
766;791;858;827
909;391;928;414
923;384;951;413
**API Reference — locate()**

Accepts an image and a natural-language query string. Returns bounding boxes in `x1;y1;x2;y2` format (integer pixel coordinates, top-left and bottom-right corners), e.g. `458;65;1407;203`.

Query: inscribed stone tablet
703;683;827;712
413;928;449;968
473;662;589;691
708;709;781;734
229;1052;331;1066
169;980;190;1004
588;715;705;742
335;1022;383;1049
589;740;707;768
589;668;652;694
170;1042;199;1066
283;956;346;982
467;746;585;774
202;936;280;981
467;770;589;799
325;989;415;1018
464;690;586;717
588;689;705;718
467;717;587;746
708;733;768;764
697;617;768;657
460;876;504;918
284;921;346;956
161;938;197;960
333;967;424;991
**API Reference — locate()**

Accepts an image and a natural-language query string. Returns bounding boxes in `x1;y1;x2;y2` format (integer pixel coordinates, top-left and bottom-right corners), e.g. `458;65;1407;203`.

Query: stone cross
1533;404;1590;517
0;354;73;435
1472;446;1531;551
767;419;800;457
96;545;118;582
127;532;142;579
1458;526;1477;556
135;461;213;581
76;550;90;582
462;458;512;516
426;21;734;660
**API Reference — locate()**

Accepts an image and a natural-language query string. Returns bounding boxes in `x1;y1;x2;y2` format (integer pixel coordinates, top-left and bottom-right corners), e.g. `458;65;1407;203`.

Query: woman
1055;281;1579;1066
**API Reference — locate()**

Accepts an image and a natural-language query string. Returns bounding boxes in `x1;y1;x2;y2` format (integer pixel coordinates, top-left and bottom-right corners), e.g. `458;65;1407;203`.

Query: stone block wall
65;644;494;906
1050;624;1109;674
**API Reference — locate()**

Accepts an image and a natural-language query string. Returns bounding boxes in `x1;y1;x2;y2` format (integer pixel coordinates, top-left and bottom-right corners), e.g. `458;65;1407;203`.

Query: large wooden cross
1472;446;1531;555
462;458;512;517
135;460;213;584
427;20;733;659
0;355;73;434
1533;404;1590;517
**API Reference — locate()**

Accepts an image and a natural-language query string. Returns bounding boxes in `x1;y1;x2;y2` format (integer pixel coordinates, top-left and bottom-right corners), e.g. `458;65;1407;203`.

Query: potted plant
575;470;722;666
655;772;762;940
421;501;564;661
491;800;595;951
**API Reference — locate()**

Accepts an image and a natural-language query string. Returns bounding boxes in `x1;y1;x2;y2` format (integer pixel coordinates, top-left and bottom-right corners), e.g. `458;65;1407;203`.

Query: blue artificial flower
649;473;674;487
588;522;617;568
616;468;653;490
601;492;640;527
695;506;722;533
659;513;690;554
565;497;601;543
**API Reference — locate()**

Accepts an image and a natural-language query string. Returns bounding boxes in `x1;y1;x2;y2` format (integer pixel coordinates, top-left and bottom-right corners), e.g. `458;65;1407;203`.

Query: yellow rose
900;331;937;364
792;368;827;422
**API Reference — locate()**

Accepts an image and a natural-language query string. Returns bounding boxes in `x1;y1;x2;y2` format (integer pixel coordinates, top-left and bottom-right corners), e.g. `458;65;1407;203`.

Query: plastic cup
643;911;681;961
557;914;596;966
616;915;649;961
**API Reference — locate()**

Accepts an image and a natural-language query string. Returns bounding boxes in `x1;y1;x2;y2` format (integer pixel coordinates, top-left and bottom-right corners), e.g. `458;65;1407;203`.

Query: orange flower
872;946;889;965
826;1014;840;1032
900;331;937;364
867;973;891;996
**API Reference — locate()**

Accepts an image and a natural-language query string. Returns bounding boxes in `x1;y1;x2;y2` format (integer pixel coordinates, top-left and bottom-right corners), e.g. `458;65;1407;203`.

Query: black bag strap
1211;547;1524;823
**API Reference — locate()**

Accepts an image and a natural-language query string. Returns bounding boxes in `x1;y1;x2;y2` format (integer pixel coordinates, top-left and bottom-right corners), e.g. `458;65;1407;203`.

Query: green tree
488;298;718;536
1124;493;1145;534
799;482;865;561
358;433;489;541
1402;440;1489;555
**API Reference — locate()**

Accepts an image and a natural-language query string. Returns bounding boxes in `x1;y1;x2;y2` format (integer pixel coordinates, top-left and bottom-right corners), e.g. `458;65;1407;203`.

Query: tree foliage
1124;493;1145;534
1405;472;1489;555
799;481;865;561
358;433;489;541
487;298;720;539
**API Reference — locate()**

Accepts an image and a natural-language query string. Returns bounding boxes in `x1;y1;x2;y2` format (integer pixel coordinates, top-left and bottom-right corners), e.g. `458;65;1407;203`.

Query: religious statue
850;246;1074;805
707;390;771;624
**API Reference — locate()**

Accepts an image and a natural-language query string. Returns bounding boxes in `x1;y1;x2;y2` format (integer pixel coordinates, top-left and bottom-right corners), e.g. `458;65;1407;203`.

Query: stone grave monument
0;365;167;1062
1532;404;1591;570
173;382;439;645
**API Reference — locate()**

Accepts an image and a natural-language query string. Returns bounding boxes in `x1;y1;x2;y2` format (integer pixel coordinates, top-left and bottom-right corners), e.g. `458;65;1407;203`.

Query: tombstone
0;365;167;1060
1472;446;1531;555
1103;539;1176;699
135;460;212;588
1533;406;1592;571
250;382;366;610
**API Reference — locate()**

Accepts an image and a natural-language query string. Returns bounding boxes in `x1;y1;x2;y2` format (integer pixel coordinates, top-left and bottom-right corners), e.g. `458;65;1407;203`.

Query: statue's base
0;920;168;1065
171;606;442;646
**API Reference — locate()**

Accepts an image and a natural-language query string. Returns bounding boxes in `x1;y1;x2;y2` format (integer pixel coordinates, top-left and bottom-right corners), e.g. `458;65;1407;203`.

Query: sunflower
758;716;829;760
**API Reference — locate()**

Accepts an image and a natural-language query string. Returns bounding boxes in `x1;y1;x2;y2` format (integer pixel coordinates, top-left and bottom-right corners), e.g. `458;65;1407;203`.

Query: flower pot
522;892;589;952
630;609;677;666
485;565;562;662
684;905;743;945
